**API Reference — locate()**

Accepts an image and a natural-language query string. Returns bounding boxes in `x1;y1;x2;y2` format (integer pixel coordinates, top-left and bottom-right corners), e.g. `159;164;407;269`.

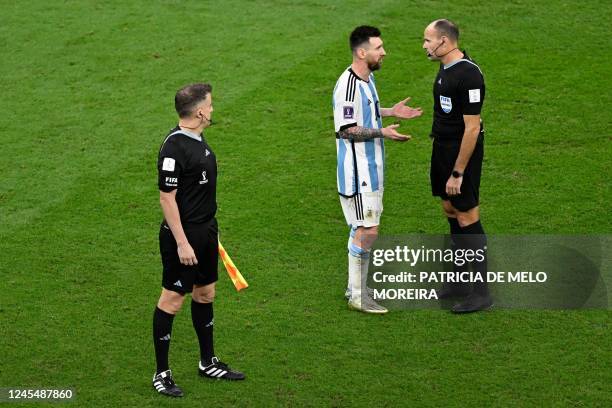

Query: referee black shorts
430;136;484;212
159;218;219;293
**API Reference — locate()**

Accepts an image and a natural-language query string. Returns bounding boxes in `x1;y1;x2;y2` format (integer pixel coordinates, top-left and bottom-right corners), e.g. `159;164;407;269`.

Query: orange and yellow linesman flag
218;241;248;291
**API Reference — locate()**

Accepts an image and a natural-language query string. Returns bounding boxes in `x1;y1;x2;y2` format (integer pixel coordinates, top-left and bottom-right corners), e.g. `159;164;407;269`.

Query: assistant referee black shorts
159;218;219;293
430;135;484;212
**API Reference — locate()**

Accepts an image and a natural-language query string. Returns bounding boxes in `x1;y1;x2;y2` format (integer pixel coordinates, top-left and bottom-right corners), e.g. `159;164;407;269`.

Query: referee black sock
191;300;215;365
447;217;461;236
447;217;462;264
153;307;175;374
460;220;490;297
446;217;468;292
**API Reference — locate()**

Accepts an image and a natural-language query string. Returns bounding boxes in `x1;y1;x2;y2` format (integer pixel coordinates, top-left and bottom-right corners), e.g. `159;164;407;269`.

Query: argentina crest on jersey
440;96;452;113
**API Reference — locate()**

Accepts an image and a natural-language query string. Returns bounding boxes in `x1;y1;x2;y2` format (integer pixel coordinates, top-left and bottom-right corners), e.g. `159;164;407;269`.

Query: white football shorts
339;190;383;228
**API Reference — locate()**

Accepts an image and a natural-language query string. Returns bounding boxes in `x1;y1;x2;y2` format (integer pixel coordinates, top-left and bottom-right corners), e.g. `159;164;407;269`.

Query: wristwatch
452;170;463;178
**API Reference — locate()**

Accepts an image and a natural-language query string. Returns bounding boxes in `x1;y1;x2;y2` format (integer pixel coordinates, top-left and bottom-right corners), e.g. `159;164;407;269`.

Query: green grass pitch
1;0;610;406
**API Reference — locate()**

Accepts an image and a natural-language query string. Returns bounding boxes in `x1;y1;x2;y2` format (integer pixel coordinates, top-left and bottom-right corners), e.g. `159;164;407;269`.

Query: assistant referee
422;20;493;313
151;83;244;398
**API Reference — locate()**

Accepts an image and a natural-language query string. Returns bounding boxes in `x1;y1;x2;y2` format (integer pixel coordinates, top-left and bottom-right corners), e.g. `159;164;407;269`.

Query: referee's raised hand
177;242;198;266
382;123;411;141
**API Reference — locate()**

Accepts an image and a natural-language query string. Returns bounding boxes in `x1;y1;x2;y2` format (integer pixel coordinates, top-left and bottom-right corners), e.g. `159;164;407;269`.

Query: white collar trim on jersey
444;58;483;75
444;58;466;69
172;128;202;142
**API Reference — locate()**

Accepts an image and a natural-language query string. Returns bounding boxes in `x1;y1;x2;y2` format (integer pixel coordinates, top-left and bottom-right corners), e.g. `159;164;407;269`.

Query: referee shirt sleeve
334;75;360;133
458;69;485;115
157;138;184;192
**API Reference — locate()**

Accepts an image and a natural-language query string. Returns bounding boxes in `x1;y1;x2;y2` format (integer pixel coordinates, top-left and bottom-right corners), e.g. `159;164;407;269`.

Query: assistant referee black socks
191;300;215;365
153;307;175;374
153;302;215;374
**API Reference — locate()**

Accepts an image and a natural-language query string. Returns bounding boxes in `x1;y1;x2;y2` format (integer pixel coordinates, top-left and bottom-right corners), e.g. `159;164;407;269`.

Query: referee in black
423;20;493;313
151;83;244;398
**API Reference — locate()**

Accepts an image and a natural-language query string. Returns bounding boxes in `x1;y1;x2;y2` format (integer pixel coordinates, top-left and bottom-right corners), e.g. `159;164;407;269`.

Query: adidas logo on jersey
173;280;182;287
205;149;211;157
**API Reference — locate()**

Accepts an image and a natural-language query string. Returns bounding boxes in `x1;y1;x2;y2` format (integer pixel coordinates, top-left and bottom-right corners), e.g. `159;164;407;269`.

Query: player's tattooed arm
337;126;383;141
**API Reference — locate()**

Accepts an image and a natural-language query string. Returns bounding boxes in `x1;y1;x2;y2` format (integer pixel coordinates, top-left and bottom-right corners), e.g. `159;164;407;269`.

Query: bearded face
364;37;385;71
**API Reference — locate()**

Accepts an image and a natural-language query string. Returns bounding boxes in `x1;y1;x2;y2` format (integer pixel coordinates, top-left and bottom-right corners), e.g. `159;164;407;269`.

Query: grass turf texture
1;0;610;406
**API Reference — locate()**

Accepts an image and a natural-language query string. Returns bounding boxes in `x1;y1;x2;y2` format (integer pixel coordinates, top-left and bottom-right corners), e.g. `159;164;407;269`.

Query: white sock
348;241;368;303
360;248;371;294
346;227;357;290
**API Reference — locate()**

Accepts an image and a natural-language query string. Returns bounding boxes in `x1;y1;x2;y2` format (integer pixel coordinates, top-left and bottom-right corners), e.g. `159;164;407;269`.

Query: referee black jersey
157;126;217;225
431;51;485;141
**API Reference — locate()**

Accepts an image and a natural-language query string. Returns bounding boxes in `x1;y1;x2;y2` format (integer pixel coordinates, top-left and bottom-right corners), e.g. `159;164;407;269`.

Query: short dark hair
174;83;212;118
433;19;459;42
350;25;381;52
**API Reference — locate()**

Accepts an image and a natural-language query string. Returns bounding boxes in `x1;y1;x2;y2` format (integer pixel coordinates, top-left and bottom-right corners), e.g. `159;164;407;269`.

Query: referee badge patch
440;96;452;113
162;157;175;171
469;89;481;103
343;106;354;119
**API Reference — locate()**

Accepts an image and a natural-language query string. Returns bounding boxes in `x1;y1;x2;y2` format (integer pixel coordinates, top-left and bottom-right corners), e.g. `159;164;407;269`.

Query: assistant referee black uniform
430;51;485;211
158;126;218;292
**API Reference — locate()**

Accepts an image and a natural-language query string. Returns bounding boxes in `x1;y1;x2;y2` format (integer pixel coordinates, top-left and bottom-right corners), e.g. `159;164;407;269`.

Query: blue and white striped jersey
333;67;384;197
